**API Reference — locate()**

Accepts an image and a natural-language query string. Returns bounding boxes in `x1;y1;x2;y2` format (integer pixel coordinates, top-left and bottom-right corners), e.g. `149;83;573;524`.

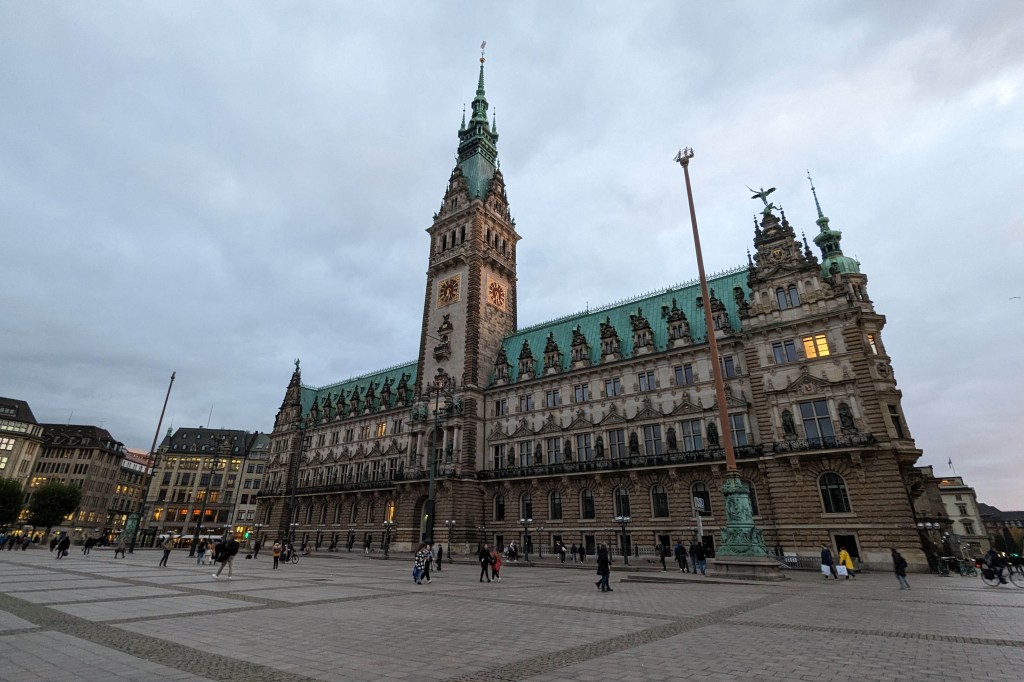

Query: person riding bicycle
984;547;1008;584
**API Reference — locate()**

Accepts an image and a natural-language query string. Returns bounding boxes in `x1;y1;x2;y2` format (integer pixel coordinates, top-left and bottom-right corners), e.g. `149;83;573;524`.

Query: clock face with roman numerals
437;275;460;307
487;276;507;310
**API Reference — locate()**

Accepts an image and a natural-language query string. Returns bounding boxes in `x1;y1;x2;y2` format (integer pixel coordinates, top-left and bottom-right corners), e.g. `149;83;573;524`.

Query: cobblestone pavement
1;549;1022;681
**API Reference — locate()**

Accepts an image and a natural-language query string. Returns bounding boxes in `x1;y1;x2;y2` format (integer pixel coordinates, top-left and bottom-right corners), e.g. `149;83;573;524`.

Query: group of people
476;543;503;582
0;533;38;550
412;542;445;584
820;544;858;580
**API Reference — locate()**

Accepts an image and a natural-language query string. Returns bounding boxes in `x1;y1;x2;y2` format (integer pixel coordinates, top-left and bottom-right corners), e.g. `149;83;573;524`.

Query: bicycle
957;559;977;577
979;561;1022;587
289;553;299;564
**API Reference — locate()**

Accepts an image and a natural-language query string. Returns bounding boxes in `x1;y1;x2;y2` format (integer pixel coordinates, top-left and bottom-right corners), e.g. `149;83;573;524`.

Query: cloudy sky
2;2;1021;509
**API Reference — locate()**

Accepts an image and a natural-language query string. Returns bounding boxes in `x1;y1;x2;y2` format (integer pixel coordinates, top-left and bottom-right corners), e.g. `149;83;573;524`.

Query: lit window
867;334;879;355
375;422;386;438
802;334;830;358
0;437;14;451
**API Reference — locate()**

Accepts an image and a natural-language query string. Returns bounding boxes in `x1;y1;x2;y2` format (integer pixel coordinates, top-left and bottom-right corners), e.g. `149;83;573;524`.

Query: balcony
253;467;438;498
769;433;876;453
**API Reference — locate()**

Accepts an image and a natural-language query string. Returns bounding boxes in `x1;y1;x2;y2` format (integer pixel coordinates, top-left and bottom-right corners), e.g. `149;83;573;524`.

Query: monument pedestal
710;556;788;581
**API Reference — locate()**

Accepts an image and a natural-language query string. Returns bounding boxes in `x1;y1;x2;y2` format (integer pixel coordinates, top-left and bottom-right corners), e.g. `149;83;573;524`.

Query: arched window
788;284;800;306
614;487;631;518
333;501;343;525
264;503;273;525
319;503;327;525
349;501;359;524
651;484;669;518
385;500;395;523
366;502;375;524
493;494;505;521
692;482;711;516
580;489;595;519
742;479;760;516
305;505;313;524
520;492;533;520
549;491;563;520
819;472;852;513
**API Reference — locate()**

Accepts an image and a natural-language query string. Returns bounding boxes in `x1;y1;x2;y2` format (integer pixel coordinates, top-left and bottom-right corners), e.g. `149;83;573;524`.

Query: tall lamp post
252;522;265;548
347;527;355;552
614;515;632;566
382;520;395;559
419;368;457;544
289;522;299;545
538;526;545;559
444;519;456;563
127;371;175;553
520;517;533;562
674;147;770;565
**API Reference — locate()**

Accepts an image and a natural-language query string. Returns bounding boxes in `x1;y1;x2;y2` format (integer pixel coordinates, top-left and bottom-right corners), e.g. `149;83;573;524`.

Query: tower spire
808;170;825;222
808;172;860;275
454;42;499;198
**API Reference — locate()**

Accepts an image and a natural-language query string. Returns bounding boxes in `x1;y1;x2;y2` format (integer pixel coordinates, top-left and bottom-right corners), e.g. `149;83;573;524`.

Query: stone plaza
0;547;1022;681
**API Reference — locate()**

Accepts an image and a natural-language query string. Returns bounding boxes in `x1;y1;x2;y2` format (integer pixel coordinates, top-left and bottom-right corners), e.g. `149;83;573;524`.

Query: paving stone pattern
1;550;1022;681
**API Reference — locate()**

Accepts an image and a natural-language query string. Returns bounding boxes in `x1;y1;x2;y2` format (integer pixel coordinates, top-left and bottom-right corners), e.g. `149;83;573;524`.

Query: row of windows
772;334;831;365
493;472;853;521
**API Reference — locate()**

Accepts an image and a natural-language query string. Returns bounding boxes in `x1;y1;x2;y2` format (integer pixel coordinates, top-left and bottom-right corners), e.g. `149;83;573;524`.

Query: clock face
437;275;460;307
487;277;507;310
770;247;785;262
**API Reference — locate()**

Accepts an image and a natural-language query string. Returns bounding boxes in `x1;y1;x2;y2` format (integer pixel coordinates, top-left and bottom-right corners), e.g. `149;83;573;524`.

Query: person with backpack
212;533;241;579
891;548;910;589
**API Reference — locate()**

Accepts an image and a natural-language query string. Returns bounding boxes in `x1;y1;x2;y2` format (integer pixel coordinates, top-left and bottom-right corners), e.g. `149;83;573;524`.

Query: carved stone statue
534;443;543;464
782;410;796;436
838;402;856;430
666;427;678;451
562;440;573;462
707;421;719;447
595;435;605;459
628;431;640;455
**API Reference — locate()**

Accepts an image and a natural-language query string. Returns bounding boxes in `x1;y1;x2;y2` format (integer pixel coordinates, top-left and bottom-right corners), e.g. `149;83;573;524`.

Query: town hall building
256;57;928;570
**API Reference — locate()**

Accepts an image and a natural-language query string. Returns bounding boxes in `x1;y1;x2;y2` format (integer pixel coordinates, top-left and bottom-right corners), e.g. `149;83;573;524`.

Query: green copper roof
808;173;860;276
494;267;751;384
300;361;417;418
456;59;499;198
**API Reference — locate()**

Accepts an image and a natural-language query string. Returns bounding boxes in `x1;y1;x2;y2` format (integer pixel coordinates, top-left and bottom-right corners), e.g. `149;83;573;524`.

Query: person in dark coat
694;542;707;575
478;544;492;583
821;544;839;580
674;541;688;572
595;543;612;592
56;534;71;559
891;548;910;589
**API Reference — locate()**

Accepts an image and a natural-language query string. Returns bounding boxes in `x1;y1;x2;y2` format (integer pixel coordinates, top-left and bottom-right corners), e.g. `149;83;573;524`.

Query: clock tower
416;51;520;470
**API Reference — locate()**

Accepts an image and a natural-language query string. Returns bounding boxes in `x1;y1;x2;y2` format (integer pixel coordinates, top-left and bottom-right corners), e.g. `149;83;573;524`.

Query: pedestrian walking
578;544;586;563
82;537;95;555
436;543;443;569
56;534;71;560
413;543;431;584
421;543;433;584
478;543;492;583
253;539;262;559
838;546;856;580
158;535;174;567
694;542;707;575
490;546;503;581
213;533;240;579
892;548;911;589
559;542;567;564
49;535;59;552
114;537;127;559
820;544;839;580
197;539;208;565
570;543;578;564
595;543;612;592
656;542;668;571
272;541;282;569
674;540;688;572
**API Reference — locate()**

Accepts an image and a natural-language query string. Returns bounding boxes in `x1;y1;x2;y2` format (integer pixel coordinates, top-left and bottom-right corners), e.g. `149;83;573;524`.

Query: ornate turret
456;43;500;199
809;172;860;276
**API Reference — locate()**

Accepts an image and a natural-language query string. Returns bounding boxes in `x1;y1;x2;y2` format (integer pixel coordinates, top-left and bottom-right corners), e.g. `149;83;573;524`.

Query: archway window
651;484;669;518
742;479;760;516
319;504;328;525
520;492;533;520
819;472;852;513
305;505;313;524
692;482;711;516
333;502;343;525
366;502;375;524
349;502;359;524
614;487;631;518
493;494;505;521
581;490;595;519
549;491;563;520
385;499;395;523
264;503;273;525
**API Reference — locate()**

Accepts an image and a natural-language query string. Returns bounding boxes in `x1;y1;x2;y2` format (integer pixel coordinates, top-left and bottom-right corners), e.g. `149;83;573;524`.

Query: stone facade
0;397;44;487
255;61;929;570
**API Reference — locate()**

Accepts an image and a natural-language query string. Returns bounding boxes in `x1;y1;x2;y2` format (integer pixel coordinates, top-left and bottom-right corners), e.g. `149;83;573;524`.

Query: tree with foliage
27;481;82;532
0;479;23;528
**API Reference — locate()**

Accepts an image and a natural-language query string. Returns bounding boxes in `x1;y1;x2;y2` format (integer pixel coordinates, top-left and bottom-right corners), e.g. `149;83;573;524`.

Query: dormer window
776;285;800;309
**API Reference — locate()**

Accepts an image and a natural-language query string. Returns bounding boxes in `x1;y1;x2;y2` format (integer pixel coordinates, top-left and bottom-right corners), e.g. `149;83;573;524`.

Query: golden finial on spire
480;41;486;64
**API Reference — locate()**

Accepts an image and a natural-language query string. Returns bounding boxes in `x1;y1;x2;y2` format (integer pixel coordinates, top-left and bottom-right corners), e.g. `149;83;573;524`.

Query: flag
948;458;953;470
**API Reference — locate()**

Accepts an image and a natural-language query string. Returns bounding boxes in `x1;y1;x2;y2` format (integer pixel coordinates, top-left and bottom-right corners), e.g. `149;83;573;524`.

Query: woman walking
892;548;910;589
413;543;431;584
838;546;856;580
478;544;492;583
490;546;503;582
595;543;612;592
271;540;282;569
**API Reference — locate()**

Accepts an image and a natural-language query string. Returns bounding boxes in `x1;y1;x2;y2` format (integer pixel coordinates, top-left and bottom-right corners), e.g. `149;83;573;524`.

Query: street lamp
418;368;457;544
614;515;632;566
520;517;533;562
444;519;456;564
253;522;265;548
538;526;545;559
289;522;299;545
347;527;355;552
382;520;395;559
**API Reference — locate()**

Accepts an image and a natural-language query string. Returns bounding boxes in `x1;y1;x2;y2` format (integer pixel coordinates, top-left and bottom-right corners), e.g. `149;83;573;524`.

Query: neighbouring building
979;503;1024;555
142;427;262;544
256;57;931;570
28;424;127;541
0;397;45;488
935;475;987;557
232;432;269;544
105;447;151;541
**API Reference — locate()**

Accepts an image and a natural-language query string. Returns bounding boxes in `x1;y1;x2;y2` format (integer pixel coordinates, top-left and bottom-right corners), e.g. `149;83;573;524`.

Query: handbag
836;565;848;577
820;564;831;576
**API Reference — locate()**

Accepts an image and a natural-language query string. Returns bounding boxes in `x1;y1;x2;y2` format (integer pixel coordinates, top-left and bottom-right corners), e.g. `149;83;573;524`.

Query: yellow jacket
838;549;855;570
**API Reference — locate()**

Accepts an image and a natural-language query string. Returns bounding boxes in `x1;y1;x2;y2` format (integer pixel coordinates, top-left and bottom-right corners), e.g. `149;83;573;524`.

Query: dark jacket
225;539;240;557
821;548;835;566
694;544;706;562
596;547;610;576
892;553;908;576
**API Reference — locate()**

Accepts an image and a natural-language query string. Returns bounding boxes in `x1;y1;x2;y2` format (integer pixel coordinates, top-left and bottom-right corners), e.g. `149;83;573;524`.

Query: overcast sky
2;2;1021;510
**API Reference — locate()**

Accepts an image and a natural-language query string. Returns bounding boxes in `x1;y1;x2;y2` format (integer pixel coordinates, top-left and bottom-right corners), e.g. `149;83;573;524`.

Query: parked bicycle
957;558;977;577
